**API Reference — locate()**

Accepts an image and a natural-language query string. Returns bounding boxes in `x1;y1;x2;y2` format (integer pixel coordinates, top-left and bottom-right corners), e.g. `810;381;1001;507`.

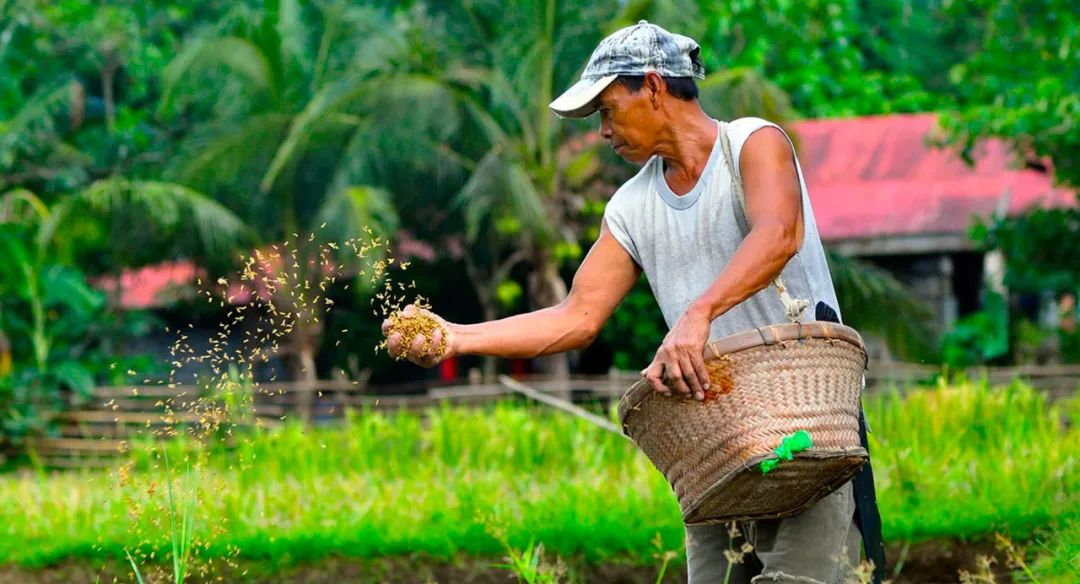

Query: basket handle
719;121;809;323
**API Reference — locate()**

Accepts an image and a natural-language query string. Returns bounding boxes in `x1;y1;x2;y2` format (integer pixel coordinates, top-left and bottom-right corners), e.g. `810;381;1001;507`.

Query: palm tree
156;0;490;412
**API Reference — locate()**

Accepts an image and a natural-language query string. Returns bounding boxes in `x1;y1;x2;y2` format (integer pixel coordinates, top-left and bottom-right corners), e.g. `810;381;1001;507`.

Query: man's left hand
642;303;712;400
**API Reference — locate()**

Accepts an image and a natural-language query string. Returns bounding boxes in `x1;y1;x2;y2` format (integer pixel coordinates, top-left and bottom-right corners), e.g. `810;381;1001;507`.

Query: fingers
387;332;403;359
666;362;693;398
644;351;709;401
678;356;703;400
426;327;444;363
409;334;426;360
384;305;445;366
643;362;670;396
415;328;444;368
691;354;710;398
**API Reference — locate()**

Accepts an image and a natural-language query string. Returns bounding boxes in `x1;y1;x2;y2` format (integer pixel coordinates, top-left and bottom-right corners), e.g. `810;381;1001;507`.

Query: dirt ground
0;539;1014;584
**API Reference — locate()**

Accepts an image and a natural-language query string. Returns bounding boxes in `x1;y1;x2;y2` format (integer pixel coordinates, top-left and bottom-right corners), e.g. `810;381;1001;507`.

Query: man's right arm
385;220;641;365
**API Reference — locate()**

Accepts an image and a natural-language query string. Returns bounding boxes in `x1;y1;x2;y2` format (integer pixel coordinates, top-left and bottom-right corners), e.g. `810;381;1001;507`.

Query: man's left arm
642;127;804;400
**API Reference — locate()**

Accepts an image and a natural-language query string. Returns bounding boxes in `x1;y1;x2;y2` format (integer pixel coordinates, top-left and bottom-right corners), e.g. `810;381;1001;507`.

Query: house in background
792;113;1075;335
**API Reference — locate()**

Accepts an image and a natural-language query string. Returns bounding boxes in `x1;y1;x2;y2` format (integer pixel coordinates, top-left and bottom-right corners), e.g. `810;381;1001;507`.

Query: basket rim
682;448;869;523
617;322;866;423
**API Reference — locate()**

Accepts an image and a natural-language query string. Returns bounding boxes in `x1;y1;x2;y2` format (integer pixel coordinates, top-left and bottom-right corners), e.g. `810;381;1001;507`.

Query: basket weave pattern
619;333;868;523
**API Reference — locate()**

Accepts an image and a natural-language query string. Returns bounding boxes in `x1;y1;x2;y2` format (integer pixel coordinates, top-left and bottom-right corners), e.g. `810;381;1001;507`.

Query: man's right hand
381;304;456;368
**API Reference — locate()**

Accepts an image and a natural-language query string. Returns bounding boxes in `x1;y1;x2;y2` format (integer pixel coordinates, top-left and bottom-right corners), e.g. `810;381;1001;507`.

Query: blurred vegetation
1;0;1078;438
0;381;1076;581
938;0;1080;367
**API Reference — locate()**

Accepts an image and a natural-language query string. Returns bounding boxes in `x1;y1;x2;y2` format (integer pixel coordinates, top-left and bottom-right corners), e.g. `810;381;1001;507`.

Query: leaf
43;178;252;259
495;280;522;309
125;548;147;584
40;265;104;317
160;37;275;115
0;224;34;299
0;189;50;225
51;361;95;399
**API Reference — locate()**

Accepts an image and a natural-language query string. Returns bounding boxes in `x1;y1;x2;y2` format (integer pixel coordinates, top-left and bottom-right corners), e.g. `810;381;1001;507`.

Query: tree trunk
480;303;498;382
0;327;11;378
527;246;570;393
101;57;118;134
285;326;320;422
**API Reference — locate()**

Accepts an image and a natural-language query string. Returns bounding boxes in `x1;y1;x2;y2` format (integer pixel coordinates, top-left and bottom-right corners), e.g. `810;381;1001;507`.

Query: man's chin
614;147;643;164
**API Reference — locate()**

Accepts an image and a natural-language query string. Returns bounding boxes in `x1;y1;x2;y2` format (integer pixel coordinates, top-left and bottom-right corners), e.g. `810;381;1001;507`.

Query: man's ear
644;72;665;109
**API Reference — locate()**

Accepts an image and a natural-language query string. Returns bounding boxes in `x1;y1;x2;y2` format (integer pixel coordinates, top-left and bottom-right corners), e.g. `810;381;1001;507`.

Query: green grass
0;379;1076;577
1029;518;1080;582
869;378;1079;542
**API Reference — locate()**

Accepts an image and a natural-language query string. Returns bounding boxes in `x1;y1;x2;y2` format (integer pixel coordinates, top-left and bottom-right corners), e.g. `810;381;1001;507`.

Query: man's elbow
761;223;799;262
558;301;603;351
576;320;602;349
779;234;799;262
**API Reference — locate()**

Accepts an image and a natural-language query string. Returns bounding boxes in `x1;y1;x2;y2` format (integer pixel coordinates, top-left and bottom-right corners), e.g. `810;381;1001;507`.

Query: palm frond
481;68;538;156
455;148;551;243
261;72;467;193
160;36;275;115
310;184;399;276
41;178;253;258
0;189;50;225
167;113;292;189
313;184;398;240
0;78;77;171
257;72;373;193
274;0;309;78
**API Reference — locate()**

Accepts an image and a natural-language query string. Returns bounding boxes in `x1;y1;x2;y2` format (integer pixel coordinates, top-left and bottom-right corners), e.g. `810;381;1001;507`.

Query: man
383;21;883;584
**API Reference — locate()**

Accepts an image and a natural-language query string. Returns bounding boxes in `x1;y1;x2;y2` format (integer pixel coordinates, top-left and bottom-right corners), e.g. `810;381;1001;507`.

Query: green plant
0;222;102;444
941;291;1010;368
0;381;1075;573
492;540;567;584
162;448;199;584
124;549;146;584
649;532;678;584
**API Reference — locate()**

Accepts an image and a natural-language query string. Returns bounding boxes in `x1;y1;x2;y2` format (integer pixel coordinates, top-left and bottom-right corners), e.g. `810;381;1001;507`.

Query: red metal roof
91;260;201;309
790;113;1075;241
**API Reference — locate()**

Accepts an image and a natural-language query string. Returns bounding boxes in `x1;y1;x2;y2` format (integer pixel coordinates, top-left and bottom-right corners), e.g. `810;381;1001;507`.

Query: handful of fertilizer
380;302;448;360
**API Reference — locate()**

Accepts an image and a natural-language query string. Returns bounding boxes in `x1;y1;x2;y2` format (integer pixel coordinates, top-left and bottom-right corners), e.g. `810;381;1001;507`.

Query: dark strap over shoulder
855;407;888;583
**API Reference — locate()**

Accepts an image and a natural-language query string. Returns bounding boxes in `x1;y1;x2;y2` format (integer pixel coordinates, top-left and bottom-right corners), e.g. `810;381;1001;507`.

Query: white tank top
603;117;841;339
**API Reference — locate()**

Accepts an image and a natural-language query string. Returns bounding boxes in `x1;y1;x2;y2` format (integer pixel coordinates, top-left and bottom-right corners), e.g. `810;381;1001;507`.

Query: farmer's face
594;80;663;165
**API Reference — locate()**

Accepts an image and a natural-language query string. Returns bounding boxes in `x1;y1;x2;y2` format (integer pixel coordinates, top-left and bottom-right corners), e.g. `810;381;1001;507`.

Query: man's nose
599;119;612;140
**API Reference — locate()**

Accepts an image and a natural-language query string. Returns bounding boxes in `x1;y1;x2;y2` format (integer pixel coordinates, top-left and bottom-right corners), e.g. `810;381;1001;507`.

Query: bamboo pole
497;375;626;437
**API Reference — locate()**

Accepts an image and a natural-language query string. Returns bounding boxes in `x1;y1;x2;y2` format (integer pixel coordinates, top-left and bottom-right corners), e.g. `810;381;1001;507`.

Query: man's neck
656;109;719;196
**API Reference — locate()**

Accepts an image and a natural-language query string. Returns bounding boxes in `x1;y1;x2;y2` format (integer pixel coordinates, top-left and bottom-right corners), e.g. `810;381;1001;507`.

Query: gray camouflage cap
549;20;705;119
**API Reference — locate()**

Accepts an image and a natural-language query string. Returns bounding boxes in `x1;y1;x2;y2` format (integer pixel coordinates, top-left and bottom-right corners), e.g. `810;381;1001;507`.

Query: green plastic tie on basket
760;430;814;475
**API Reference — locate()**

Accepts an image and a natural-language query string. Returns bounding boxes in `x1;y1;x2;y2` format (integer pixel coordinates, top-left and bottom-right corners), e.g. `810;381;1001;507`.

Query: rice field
0;379;1077;582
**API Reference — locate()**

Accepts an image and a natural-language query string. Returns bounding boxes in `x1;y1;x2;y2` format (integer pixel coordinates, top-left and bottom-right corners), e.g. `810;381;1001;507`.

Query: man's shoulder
726;117;785;142
725;117;794;168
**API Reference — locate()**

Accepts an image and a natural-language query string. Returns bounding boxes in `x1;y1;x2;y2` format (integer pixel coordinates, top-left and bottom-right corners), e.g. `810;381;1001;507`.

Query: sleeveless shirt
602;117;842;339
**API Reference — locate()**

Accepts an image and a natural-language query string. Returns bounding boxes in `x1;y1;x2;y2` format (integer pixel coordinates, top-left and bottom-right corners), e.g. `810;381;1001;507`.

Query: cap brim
548;74;617;119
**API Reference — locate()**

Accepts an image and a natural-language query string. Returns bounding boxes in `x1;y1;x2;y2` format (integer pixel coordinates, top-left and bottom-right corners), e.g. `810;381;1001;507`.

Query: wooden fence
27;362;1080;468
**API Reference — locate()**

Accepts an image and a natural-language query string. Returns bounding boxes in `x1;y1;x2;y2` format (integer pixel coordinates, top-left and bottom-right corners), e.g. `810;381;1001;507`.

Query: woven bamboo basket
617;321;869;524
